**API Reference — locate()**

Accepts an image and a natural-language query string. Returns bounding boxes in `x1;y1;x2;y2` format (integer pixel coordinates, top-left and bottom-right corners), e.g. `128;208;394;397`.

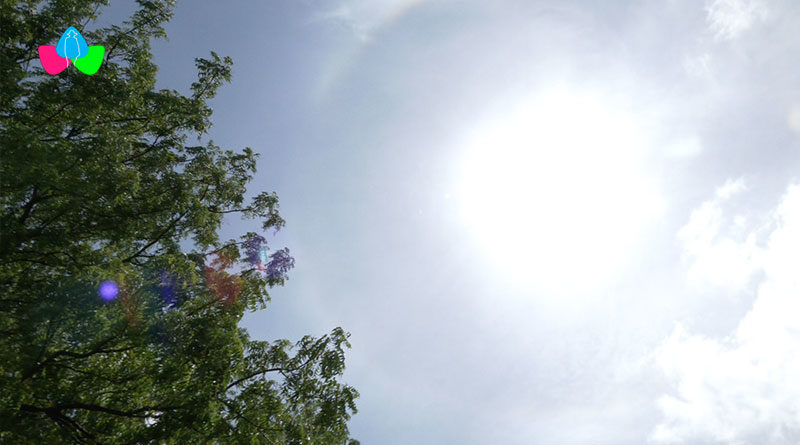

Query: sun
455;89;662;297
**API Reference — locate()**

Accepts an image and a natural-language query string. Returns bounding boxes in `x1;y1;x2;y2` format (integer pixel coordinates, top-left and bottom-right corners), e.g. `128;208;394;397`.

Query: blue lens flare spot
159;272;178;307
98;280;119;301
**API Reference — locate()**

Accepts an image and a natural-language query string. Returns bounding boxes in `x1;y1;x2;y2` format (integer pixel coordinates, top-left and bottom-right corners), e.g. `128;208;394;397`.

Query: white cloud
715;177;748;199
652;183;800;444
677;177;761;291
705;0;771;41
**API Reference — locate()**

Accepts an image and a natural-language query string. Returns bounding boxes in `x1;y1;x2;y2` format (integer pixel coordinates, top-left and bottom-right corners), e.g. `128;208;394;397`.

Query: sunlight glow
456;89;663;297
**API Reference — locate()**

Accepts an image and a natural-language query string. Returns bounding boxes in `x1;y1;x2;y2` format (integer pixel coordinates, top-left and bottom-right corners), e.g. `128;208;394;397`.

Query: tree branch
122;209;189;263
227;352;319;391
21;402;184;419
226;367;283;390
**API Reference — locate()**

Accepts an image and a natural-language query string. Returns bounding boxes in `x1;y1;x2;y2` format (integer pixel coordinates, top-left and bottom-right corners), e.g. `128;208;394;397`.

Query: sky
104;0;800;443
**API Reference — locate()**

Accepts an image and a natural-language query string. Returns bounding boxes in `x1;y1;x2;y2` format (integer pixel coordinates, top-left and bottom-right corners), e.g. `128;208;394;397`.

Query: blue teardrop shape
56;26;89;59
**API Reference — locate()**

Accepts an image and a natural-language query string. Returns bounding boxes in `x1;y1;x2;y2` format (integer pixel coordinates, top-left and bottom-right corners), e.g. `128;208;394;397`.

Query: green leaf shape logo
73;45;105;75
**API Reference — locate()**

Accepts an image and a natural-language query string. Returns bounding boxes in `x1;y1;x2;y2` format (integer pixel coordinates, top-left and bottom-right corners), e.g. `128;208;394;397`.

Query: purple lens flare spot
265;248;295;280
245;234;267;265
244;234;294;280
98;280;119;301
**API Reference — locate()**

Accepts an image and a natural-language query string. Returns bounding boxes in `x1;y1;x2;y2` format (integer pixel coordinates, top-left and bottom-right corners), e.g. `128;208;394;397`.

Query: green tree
0;1;358;443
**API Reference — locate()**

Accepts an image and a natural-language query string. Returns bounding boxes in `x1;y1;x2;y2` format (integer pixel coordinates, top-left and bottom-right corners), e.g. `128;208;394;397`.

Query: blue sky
103;1;800;443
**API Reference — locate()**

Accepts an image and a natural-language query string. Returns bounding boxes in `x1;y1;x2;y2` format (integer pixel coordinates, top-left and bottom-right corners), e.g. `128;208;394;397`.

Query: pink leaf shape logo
38;45;69;75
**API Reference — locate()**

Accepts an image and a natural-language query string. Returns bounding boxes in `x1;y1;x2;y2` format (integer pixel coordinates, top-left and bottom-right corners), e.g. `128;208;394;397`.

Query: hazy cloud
665;136;704;159
788;105;800;135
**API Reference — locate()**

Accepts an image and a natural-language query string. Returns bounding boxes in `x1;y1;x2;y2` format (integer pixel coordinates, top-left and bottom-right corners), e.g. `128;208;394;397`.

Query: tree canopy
0;1;358;443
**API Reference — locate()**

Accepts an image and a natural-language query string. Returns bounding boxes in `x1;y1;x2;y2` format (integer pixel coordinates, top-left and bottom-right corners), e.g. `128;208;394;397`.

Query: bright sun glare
457;89;662;297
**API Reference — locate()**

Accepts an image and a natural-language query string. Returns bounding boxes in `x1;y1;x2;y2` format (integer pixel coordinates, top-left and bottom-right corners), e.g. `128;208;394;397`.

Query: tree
0;1;358;443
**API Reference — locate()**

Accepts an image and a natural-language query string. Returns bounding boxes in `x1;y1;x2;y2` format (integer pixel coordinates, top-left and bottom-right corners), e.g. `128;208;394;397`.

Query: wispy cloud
653;183;800;444
310;0;430;42
311;3;371;42
705;0;771;41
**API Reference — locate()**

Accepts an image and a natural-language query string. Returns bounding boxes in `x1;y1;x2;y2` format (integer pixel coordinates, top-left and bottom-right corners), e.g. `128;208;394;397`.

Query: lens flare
98;280;119;301
159;271;178;307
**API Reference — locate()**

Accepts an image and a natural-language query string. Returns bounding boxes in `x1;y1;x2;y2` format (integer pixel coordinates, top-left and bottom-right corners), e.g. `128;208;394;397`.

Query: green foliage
0;1;358;443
